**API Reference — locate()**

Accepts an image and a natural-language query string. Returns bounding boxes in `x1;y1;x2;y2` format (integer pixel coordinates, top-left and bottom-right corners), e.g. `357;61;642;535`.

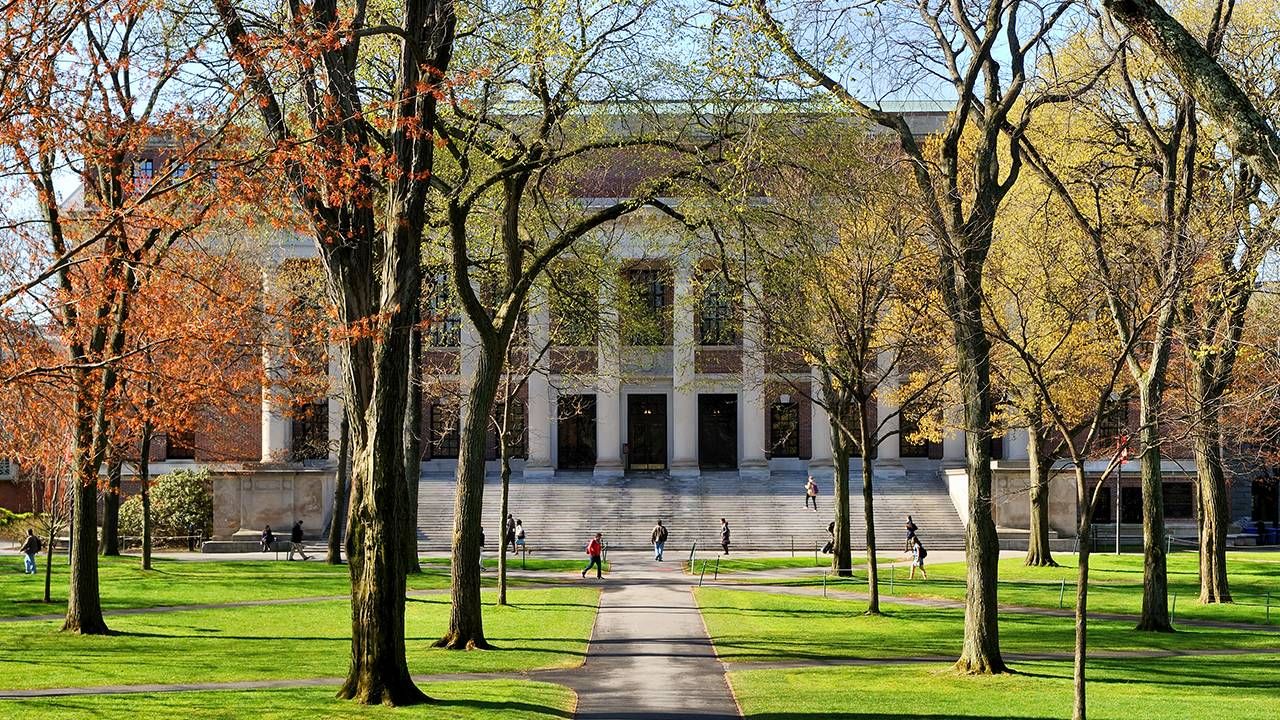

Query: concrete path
544;558;740;720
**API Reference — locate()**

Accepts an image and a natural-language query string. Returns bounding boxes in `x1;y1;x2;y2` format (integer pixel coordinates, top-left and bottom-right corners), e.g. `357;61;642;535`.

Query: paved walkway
544;559;740;719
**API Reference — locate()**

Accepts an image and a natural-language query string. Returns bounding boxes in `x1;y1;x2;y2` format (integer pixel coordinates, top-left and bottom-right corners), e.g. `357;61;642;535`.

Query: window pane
769;402;799;458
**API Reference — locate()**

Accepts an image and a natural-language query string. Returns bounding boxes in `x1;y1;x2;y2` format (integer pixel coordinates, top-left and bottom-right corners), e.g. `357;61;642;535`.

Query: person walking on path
720;518;731;555
582;532;604;579
651;519;668;561
805;476;819;511
504;513;517;553
19;529;41;574
822;520;835;555
514;519;526;554
479;528;487;572
909;536;928;580
260;525;275;553
288;521;310;561
904;515;918;553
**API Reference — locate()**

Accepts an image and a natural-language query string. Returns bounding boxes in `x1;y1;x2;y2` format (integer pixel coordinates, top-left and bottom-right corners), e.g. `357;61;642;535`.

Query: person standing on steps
515;519;526;554
582;532;604;579
720;518;731;555
651;519;668;561
20;528;41;574
909;536;928;580
504;513;517;553
260;525;275;553
805;475;819;511
288;520;310;561
904;515;918;553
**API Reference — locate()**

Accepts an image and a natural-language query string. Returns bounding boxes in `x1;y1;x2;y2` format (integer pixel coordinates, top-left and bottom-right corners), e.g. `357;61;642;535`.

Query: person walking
805;476;819;512
260;525;276;553
514;519;526;554
910;536;928;580
479;528;487;572
582;532;604;579
822;521;835;555
19;529;41;575
651;519;668;561
504;513;517;553
720;518;731;555
288;521;310;561
905;515;918;553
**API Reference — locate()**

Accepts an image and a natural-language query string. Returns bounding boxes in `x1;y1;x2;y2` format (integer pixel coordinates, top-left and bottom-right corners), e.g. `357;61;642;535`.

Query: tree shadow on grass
432;697;574;718
744;714;1047;719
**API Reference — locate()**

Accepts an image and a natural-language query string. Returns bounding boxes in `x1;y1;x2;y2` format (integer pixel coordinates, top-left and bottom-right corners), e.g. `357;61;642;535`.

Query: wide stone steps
415;469;967;552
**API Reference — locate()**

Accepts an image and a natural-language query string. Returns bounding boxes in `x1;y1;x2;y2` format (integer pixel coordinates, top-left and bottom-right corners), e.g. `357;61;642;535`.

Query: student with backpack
910;536;928;580
582;532;604;579
651;519;668;561
20;529;41;575
804;476;819;511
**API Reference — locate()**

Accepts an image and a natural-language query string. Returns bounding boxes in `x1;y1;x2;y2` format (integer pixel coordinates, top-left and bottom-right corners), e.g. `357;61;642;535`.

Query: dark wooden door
557;394;596;470
627;394;667;470
699;394;738;469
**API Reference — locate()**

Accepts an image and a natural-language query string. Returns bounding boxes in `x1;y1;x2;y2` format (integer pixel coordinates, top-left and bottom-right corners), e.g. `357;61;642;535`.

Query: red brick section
695;347;741;374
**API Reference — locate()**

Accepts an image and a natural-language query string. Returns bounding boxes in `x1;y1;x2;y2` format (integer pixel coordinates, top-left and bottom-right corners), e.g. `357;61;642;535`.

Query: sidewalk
545;558;740;719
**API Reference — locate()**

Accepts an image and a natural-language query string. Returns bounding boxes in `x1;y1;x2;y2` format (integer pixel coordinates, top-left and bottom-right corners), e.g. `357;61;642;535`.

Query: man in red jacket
581;532;604;579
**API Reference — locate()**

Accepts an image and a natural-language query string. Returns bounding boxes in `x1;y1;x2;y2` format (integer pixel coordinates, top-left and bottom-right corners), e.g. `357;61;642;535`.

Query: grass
727;654;1280;718
685;556;901;575
0;680;576;719
695;587;1280;664
747;551;1280;626
424;556;610;573
0;555;584;619
0;586;598;691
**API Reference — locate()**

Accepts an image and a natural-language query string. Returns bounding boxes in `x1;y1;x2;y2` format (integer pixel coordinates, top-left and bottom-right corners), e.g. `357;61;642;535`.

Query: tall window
1164;483;1194;519
426;270;461;347
623;267;671;345
769;402;800;458
1099;396;1129;447
489;401;527;459
132;158;155;188
549;268;598;346
291;401;329;461
429;402;460;458
166;430;197;460
698;279;738;345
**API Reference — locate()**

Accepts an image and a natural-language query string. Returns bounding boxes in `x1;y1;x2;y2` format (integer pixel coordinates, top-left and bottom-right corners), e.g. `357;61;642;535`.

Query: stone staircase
415;465;967;553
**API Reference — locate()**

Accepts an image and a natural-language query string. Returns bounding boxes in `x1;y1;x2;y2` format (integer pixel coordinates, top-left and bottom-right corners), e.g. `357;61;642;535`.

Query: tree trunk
101;453;122;557
830;406;853;578
1025;424;1057;567
437;344;503;650
1135;381;1173;632
63;396;108;635
140;421;153;571
328;412;350;565
1072;462;1092;720
498;449;511;606
953;292;1006;674
1192;415;1231;603
858;400;880;614
404;324;423;575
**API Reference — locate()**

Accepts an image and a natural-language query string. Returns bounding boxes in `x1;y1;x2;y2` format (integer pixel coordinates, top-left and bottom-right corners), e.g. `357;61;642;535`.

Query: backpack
31;537;42;554
918;545;928;559
658;526;668;543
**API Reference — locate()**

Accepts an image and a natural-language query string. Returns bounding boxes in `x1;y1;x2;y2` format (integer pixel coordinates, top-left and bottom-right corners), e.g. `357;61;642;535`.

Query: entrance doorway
627;394;667;470
699;394;738;469
557;394;596;470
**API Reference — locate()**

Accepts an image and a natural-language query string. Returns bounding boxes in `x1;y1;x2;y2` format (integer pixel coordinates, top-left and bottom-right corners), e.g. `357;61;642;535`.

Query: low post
791;535;795;557
1058;579;1066;609
714;557;720;580
1171;593;1178;622
699;560;707;587
688;541;697;569
889;564;895;594
823;572;828;598
522;545;527;570
814;542;818;567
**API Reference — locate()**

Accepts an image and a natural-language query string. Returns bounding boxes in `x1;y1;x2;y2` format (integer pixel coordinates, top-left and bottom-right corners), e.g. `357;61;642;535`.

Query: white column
1005;428;1030;461
326;343;344;461
261;267;292;463
808;367;834;477
875;351;902;474
594;276;623;477
739;282;768;478
942;404;966;468
670;263;699;477
525;286;554;477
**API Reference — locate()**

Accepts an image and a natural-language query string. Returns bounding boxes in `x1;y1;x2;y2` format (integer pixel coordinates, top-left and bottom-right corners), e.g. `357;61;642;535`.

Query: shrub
119;469;213;541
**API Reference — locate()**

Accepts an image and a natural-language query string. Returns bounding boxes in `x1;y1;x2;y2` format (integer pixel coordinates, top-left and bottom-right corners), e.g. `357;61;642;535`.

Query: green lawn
695;587;1280;664
685;556;903;575
0;556;585;619
752;551;1280;626
0;587;598;691
0;681;576;719
424;556;610;573
728;654;1280;718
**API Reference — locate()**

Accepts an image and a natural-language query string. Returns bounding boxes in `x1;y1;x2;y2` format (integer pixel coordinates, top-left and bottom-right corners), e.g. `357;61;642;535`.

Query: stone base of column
873;459;907;478
807;458;835;477
940;458;967;469
522;463;555;480
738;460;769;481
669;460;700;479
593;461;624;479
